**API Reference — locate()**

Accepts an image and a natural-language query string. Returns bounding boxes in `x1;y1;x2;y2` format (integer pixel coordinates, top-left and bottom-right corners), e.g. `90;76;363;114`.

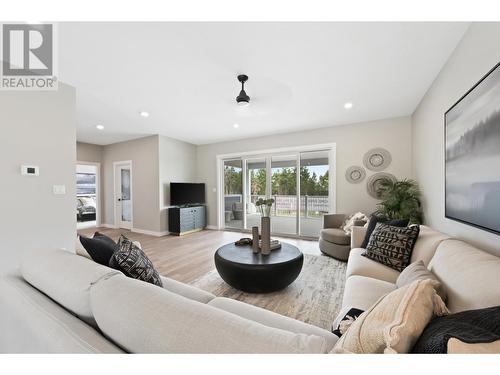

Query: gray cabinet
169;205;206;235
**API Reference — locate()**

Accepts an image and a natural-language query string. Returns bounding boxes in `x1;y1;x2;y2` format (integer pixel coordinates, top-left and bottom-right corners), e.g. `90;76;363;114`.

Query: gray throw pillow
396;260;446;301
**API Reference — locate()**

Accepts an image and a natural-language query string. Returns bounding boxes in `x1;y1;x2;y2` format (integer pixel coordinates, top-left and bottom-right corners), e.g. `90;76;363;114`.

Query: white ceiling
58;22;469;146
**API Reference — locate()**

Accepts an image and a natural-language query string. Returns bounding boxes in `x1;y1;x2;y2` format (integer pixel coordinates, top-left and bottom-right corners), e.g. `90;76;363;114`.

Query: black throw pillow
109;235;163;287
79;232;118;266
362;223;420;272
412;305;500;353
361;216;410;248
332;308;364;337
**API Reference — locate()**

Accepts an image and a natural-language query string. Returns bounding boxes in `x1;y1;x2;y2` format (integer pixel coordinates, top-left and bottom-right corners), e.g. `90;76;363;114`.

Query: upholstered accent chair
319;214;365;261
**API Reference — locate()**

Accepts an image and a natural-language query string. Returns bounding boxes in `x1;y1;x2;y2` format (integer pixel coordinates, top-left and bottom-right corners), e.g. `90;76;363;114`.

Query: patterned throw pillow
109;235;163;287
362;223;420;272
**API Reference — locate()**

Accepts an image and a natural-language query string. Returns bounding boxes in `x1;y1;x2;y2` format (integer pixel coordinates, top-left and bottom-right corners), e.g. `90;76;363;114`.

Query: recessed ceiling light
344;102;353;109
139;111;150;118
233;123;240;129
96;125;104;130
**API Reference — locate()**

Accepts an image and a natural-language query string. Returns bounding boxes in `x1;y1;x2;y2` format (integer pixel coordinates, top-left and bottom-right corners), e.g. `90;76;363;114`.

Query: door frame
216;143;336;237
76;161;101;227
113;160;133;230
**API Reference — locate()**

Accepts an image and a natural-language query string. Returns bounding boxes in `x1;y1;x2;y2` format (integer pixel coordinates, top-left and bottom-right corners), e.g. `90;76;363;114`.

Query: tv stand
168;205;206;236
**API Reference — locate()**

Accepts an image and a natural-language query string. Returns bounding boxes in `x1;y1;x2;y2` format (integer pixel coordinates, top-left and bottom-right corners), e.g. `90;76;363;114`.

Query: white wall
158;135;197;233
412;23;500;256
0;84;77;274
196;116;412;227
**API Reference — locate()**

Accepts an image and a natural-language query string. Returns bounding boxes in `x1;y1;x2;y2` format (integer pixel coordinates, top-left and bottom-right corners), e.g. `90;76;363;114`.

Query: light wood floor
77;227;322;284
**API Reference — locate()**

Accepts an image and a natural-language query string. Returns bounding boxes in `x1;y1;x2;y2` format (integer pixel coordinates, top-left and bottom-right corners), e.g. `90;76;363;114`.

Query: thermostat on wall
21;165;39;176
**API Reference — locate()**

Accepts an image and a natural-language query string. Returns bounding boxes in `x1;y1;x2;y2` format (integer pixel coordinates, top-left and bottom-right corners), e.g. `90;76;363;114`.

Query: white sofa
0;249;337;353
1;225;499;353
333;225;500;329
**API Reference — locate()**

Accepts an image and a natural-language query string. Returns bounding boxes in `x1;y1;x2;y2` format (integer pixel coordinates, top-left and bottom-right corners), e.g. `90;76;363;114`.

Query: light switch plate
21;165;39;176
53;185;66;195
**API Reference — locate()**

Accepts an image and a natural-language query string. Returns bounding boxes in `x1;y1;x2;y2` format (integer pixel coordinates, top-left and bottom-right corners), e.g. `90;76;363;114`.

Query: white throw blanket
342;212;369;234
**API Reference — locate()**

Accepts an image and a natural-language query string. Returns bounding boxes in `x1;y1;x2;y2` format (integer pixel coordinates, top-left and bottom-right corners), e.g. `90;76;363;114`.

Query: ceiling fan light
236;74;250;106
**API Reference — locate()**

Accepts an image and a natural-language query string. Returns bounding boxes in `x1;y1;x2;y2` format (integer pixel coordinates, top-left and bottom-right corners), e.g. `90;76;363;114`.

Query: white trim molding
205;225;219;230
216;142;336;238
76;161;102;227
100;223;117;229
131;228;169;237
113;160;133;230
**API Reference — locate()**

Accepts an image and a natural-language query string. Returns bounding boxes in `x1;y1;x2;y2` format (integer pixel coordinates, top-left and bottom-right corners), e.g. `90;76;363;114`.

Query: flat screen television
170;183;206;206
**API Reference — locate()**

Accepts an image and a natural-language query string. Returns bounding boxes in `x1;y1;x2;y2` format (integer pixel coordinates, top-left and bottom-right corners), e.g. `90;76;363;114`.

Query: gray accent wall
0;84;77;274
196;117;413;227
97;134;197;234
101;135;160;232
412;23;500;256
77;142;103;164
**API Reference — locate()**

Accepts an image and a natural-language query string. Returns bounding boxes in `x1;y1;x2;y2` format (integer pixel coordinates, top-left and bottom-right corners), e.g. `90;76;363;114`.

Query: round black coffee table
214;242;304;293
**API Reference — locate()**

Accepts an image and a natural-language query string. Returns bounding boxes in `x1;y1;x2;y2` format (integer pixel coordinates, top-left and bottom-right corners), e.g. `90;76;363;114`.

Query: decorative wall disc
366;172;397;199
345;166;366;184
363;148;392;171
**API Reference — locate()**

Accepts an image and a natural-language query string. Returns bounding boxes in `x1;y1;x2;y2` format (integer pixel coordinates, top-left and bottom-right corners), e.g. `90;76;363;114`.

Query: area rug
190;254;347;330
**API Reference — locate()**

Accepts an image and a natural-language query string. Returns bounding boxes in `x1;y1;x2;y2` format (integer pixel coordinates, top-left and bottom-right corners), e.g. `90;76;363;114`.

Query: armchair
319;213;366;261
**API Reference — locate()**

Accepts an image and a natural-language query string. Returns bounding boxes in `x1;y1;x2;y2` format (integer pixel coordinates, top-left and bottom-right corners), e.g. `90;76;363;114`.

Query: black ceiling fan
236;74;250;106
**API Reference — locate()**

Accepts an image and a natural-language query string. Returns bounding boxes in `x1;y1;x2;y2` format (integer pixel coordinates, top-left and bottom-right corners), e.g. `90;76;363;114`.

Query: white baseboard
131;228;169;237
205;225;219;230
101;223;117;229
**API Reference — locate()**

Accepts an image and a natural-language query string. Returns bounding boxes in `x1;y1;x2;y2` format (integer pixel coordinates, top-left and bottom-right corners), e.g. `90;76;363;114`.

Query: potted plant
374;178;423;224
255;198;274;217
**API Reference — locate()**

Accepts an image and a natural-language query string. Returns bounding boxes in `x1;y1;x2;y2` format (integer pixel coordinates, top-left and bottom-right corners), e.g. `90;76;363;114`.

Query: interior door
115;163;132;229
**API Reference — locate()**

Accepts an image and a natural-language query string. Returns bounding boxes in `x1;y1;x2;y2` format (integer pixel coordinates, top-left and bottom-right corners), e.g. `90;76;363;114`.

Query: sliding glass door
271;155;298;235
223;159;243;229
245;158;267;230
299;151;330;237
221;147;332;238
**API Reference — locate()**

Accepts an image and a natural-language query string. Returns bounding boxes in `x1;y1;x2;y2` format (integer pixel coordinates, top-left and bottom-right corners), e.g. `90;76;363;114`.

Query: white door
115;162;132;229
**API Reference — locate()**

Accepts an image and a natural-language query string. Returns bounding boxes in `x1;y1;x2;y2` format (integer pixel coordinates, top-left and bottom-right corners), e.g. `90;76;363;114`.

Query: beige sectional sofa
0;249;337;353
334;225;500;329
1;225;499;353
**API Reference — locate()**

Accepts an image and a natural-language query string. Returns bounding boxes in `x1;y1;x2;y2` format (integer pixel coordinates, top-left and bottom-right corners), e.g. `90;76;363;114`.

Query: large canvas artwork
445;62;500;234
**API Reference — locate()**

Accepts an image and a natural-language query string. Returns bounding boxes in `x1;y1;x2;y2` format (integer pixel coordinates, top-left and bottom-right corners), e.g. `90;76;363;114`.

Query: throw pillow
79;232;118;266
332;308;364;337
412;305;500;354
342;212;369;235
332;279;448;354
361;216;409;248
396;260;446;301
362;223;420;272
109;235;163;287
76;235;92;259
447;338;500;354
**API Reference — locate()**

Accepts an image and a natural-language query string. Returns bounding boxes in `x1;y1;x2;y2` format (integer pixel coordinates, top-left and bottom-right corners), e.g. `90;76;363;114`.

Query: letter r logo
2;24;53;76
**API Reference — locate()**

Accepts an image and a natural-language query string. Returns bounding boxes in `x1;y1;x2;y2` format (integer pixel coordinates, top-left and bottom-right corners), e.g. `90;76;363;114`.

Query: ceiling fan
236;74;250;106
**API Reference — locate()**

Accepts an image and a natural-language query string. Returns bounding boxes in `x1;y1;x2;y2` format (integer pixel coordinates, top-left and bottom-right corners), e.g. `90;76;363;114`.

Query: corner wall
412;23;500;256
196;116;412;227
158;135;197;233
0;84;77;274
101;135;160;233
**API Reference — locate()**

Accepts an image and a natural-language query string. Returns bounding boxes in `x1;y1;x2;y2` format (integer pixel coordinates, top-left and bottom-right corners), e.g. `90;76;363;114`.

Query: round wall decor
366;172;396;199
363;148;392;171
345;166;366;184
